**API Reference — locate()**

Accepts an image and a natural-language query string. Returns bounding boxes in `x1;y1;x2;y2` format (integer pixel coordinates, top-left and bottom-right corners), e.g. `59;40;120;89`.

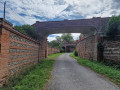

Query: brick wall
0;19;40;86
76;35;96;60
76;35;120;62
9;32;39;74
40;38;47;58
103;37;120;62
0;19;60;86
47;46;60;55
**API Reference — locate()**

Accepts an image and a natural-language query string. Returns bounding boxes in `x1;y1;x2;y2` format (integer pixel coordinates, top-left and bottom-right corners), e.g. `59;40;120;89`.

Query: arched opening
47;33;80;53
32;18;109;60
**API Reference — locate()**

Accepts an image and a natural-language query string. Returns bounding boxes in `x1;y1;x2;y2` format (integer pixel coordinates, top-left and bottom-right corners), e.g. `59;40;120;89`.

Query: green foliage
48;37;62;50
12;60;54;90
1;65;36;90
97;42;104;50
48;33;74;50
105;16;120;37
79;34;84;39
61;33;74;44
14;26;27;35
70;54;120;86
14;25;37;39
47;53;64;59
1;53;63;90
60;48;64;53
73;50;78;56
1;60;54;90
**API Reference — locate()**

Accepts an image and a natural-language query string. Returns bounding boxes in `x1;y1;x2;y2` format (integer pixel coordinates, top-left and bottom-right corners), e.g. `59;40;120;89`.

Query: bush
105;16;120;37
14;25;38;40
73;50;78;56
60;48;64;53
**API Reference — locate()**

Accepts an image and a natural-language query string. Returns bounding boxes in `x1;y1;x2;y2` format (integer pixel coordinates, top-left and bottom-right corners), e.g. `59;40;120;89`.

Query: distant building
62;44;76;52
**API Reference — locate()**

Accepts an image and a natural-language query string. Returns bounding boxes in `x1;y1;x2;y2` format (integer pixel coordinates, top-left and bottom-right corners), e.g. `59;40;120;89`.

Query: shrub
73;50;78;56
105;16;120;37
60;48;64;53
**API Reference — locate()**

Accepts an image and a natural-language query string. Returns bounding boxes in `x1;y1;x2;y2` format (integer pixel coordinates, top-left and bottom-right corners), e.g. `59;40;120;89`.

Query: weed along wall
0;19;60;86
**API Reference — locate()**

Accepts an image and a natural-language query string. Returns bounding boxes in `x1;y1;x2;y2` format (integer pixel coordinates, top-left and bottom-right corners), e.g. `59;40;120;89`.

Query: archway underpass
32;17;110;60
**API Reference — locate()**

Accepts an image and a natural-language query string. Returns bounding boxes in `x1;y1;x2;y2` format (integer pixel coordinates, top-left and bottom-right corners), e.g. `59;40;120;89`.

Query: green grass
1;53;63;90
47;53;64;59
70;54;120;86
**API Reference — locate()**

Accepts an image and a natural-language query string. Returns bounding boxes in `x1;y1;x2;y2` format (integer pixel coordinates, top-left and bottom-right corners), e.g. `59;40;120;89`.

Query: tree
79;34;84;39
61;33;74;44
14;26;27;35
48;40;59;48
48;36;63;49
48;33;75;50
105;16;120;37
14;25;37;39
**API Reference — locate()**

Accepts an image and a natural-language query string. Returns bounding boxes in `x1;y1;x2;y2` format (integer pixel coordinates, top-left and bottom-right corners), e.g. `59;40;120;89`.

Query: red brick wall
0;19;40;86
0;19;60;86
47;46;60;55
9;32;39;74
76;35;96;60
40;38;47;59
0;28;10;86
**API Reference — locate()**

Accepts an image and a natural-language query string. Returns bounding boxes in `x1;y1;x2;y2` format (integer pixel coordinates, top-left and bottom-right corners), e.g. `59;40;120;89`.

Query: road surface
46;53;120;90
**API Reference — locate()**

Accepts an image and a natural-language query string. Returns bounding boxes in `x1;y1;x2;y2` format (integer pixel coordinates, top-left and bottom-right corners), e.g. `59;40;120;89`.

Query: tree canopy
61;33;74;44
48;33;75;50
79;34;84;39
105;16;120;37
14;25;37;39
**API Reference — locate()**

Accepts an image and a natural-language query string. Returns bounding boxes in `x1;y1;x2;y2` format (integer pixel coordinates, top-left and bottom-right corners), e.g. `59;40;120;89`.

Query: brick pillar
93;35;102;61
0;27;10;86
40;37;48;59
40;38;46;59
46;39;48;58
38;42;41;62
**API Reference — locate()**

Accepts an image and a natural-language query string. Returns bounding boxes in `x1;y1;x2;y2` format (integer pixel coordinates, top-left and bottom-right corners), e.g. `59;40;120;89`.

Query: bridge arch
32;17;110;60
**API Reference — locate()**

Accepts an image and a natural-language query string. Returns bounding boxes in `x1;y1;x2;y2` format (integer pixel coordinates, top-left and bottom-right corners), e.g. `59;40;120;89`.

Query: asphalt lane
46;53;120;90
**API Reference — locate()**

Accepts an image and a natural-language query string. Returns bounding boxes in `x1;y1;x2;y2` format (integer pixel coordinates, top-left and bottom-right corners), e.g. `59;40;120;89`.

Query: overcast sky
0;0;120;41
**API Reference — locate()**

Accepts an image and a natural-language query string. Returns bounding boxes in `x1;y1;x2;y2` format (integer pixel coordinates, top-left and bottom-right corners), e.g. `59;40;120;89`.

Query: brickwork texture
76;35;96;60
103;37;120;62
0;19;60;86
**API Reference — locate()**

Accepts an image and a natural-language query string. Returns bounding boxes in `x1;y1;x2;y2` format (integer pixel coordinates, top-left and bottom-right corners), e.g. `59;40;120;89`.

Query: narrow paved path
46;53;120;90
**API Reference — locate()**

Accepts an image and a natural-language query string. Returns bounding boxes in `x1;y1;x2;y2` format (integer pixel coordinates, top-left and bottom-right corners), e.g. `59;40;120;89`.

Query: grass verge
70;53;120;86
47;53;64;59
1;53;63;90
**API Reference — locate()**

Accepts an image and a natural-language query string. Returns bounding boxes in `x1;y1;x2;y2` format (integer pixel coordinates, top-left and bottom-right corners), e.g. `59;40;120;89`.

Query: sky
0;0;120;41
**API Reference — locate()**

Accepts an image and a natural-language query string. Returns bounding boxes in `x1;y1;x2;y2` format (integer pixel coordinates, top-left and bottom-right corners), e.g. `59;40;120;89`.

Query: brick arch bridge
32;17;110;60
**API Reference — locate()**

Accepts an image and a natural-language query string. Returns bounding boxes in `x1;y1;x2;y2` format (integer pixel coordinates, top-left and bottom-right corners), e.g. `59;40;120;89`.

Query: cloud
48;34;62;42
71;33;80;40
0;0;120;25
0;0;120;41
47;36;56;42
47;33;80;42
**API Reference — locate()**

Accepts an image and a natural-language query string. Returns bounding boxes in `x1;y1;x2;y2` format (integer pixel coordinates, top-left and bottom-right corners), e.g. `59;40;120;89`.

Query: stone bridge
32;17;110;60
